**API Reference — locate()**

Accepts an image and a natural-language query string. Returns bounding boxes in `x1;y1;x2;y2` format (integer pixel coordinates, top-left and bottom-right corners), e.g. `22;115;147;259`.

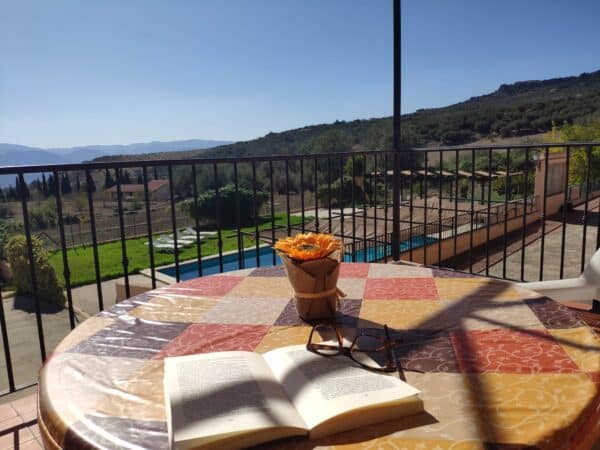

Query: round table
39;263;600;449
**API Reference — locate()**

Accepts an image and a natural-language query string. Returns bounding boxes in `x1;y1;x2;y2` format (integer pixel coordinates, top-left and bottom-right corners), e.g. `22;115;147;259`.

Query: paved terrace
486;197;600;281
265;197;499;242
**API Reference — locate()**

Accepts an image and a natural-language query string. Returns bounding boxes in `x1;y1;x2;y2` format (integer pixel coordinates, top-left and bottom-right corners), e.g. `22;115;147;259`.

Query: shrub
29;203;57;231
317;177;354;207
316;175;372;207
0;221;23;261
0;204;10;219
5;235;65;305
183;184;268;228
63;213;81;225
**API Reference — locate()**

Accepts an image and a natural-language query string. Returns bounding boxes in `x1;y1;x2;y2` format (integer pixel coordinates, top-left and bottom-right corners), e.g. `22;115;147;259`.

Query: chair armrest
516;278;598;302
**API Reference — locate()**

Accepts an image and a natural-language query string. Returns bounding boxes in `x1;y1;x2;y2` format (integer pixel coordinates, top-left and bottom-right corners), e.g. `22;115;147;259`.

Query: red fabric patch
164;276;245;297
451;328;581;374
339;263;370;278
588;371;600;387
153;323;269;359
364;278;439;300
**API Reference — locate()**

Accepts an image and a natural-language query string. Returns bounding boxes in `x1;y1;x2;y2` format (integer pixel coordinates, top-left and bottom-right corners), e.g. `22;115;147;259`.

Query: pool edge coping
140;243;273;284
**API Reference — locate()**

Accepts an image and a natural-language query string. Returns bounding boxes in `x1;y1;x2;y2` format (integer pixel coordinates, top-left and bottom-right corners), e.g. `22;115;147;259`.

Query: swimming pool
348;235;437;263
159;235;437;281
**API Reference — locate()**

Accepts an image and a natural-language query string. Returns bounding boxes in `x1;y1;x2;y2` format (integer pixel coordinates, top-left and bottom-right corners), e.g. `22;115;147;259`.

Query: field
48;214;305;287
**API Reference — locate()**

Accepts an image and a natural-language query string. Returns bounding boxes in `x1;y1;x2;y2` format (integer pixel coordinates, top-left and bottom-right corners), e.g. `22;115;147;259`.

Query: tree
46;174;55;197
119;170;131;184
6;187;16;200
30;178;41;195
15;177;29;201
182;185;268;227
41;173;48;197
306;129;353;154
61;174;72;195
544;120;600;183
317;177;355;207
86;173;96;193
75;174;81;192
104;169;115;189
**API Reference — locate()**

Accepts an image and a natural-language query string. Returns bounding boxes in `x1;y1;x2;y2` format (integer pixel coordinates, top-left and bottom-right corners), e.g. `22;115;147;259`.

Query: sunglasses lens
351;335;389;370
309;324;341;356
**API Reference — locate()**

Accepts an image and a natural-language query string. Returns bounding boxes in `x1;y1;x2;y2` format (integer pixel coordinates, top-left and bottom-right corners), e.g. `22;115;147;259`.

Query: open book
164;345;423;449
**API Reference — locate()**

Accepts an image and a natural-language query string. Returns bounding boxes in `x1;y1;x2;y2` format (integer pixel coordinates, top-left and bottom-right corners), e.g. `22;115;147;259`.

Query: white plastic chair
516;248;600;312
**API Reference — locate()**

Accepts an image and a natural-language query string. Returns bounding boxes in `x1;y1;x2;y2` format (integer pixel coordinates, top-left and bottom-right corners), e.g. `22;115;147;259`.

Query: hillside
95;69;600;163
405;70;600;145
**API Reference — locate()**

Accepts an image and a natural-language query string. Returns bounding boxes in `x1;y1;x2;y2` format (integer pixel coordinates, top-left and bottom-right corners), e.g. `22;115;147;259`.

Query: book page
164;351;307;448
263;345;420;430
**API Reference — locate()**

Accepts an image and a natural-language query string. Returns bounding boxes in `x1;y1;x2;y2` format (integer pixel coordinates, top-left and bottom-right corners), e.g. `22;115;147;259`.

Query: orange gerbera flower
274;233;342;261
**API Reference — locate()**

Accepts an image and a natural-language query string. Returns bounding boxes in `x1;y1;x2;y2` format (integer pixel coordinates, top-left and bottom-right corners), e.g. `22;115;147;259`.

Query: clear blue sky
2;0;600;148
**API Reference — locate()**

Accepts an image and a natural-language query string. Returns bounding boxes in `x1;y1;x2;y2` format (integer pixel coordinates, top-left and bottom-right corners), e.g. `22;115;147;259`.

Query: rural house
105;179;170;201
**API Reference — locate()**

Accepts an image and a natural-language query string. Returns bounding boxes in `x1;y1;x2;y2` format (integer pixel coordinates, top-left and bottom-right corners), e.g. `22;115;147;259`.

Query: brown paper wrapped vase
280;251;344;322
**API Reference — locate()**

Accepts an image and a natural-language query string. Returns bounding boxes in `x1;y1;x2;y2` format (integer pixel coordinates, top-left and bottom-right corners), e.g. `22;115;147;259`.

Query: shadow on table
256;412;439;449
237;277;600;446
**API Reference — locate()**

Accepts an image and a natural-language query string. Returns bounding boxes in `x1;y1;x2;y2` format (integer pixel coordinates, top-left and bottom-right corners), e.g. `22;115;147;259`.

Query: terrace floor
0;388;40;449
486;198;599;281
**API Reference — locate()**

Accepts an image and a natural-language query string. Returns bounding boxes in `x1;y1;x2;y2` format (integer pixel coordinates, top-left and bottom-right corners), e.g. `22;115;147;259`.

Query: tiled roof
106;179;168;193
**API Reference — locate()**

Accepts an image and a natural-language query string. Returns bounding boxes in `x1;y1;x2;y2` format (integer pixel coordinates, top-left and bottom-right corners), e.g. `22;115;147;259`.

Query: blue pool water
160;235;437;281
347;235;437;263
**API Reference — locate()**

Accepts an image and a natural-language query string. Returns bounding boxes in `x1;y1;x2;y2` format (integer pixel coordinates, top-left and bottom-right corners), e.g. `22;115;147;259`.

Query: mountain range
0;139;232;168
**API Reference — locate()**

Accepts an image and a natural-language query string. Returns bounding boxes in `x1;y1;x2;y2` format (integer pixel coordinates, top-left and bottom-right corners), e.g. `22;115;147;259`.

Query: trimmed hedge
183;184;268;228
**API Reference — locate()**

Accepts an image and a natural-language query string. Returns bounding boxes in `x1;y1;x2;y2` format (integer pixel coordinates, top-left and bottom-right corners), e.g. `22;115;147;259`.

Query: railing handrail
0;149;394;174
1;141;599;174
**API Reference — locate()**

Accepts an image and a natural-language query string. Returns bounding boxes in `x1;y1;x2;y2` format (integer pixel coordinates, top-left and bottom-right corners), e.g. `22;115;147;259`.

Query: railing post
391;0;401;261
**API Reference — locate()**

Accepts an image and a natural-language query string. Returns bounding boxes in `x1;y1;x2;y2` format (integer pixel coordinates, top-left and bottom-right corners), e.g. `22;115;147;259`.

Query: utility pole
391;0;402;260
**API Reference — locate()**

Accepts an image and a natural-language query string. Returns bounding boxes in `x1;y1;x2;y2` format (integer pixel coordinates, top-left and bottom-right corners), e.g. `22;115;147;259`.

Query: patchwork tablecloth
38;263;600;449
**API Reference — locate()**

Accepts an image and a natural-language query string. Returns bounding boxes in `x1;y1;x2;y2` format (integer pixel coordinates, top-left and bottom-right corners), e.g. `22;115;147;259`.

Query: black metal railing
0;142;598;395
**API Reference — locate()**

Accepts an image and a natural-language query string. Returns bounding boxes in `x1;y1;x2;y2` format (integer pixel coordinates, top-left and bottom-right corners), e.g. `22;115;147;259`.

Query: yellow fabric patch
225;276;293;299
358;300;442;329
255;325;312;354
472;372;596;446
434;278;523;301
329;438;485;450
550;326;600;373
94;359;166;421
128;294;219;322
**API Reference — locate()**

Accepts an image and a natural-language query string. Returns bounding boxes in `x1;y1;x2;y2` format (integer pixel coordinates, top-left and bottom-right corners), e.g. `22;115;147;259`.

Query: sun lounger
145;241;175;253
179;227;218;237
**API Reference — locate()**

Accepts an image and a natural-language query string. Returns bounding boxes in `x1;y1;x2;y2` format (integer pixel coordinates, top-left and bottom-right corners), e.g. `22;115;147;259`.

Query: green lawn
49;214;306;287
